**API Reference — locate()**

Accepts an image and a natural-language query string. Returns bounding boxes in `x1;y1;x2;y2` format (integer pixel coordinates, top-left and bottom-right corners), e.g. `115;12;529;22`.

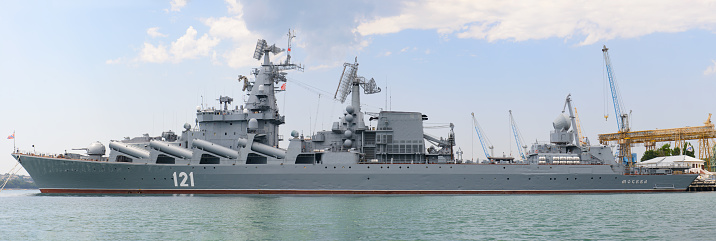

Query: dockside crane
602;45;632;166
509;110;527;160
471;112;494;160
574;107;589;146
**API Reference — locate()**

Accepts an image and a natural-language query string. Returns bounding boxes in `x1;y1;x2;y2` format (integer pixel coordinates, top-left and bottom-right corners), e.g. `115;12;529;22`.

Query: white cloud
138;1;261;67
204;16;253;41
203;14;261;68
139;43;169;63
400;47;410;52
705;60;716;76
169;26;220;61
137;26;219;63
424;49;431;54
147;27;167;38
356;0;716;45
105;57;122;64
170;0;187;12
225;0;242;14
383;51;392;56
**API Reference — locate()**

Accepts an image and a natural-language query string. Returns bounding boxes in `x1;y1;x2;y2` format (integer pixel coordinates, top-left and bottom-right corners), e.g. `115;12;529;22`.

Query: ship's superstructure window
116;155;133;163
156;154;175;164
200;154;220;164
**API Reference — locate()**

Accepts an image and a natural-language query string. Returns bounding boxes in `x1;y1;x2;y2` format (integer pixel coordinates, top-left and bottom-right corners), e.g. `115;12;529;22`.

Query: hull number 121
173;172;195;187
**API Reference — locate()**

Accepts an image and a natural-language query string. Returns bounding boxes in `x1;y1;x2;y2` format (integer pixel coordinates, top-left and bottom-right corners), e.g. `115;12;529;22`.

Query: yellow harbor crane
599;114;715;171
574;107;588;146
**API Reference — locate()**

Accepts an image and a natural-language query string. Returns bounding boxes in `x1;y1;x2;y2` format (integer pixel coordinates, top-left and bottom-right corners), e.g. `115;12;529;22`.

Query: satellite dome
87;141;106;156
552;113;571;131
196;106;201;112
343;139;352;148
183;123;192;131
343;130;353;138
345;114;354;122
291;130;299;138
346;105;354;114
248;118;259;130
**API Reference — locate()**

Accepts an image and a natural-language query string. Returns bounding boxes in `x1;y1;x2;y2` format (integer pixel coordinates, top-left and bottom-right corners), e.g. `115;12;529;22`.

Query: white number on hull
173;172;195;187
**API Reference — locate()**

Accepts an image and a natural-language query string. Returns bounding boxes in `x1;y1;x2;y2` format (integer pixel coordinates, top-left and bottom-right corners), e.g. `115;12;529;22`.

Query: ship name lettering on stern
622;179;647;184
173;172;195;187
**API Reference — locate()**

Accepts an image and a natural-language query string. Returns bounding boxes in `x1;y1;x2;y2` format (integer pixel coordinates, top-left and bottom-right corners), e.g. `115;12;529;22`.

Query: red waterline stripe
39;189;687;195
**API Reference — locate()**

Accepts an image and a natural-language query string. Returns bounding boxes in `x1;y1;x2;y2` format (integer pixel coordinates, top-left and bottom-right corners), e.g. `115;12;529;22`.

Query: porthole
503;167;506;169
507;178;510;180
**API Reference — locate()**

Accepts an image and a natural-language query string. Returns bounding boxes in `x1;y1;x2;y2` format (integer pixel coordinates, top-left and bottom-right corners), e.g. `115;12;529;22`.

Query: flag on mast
280;83;286;90
7;133;13;139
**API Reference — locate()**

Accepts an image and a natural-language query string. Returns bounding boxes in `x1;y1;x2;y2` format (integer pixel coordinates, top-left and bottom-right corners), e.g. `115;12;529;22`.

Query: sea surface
1;190;715;240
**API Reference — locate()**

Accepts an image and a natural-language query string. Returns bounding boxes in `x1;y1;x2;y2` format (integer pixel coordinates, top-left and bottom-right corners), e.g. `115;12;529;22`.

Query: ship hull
15;154;698;194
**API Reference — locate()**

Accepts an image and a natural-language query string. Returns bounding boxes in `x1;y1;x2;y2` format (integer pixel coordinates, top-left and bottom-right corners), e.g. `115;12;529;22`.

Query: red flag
288;48;291;52
280;83;286;90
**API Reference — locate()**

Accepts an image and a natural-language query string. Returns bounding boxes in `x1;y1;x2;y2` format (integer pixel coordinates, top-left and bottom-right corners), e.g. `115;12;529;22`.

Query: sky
2;0;716;176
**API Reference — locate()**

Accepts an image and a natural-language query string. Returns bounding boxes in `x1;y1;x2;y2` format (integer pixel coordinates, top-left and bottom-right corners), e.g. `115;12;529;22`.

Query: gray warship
11;35;697;194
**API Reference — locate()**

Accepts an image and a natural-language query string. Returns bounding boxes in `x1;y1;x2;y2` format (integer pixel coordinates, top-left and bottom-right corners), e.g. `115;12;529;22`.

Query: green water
1;190;715;240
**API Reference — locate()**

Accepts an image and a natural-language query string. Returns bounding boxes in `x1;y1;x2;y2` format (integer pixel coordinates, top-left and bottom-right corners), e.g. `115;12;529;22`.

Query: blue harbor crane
602;45;632;166
471;112;494;160
509;110;527;160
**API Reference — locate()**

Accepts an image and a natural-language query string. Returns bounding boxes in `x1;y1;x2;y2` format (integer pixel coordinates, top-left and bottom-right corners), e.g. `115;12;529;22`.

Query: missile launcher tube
149;140;193;159
108;142;150;159
237;138;286;159
192;139;240;159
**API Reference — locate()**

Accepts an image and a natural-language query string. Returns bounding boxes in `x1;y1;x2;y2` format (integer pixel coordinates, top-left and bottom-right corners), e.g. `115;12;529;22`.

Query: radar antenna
252;39;284;61
333;57;381;103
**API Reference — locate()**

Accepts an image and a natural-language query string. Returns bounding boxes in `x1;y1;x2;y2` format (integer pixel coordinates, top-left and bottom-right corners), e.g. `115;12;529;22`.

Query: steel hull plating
16;154;698;194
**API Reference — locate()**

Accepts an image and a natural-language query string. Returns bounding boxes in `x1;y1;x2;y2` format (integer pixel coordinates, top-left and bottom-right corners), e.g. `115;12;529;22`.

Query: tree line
641;143;695;162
